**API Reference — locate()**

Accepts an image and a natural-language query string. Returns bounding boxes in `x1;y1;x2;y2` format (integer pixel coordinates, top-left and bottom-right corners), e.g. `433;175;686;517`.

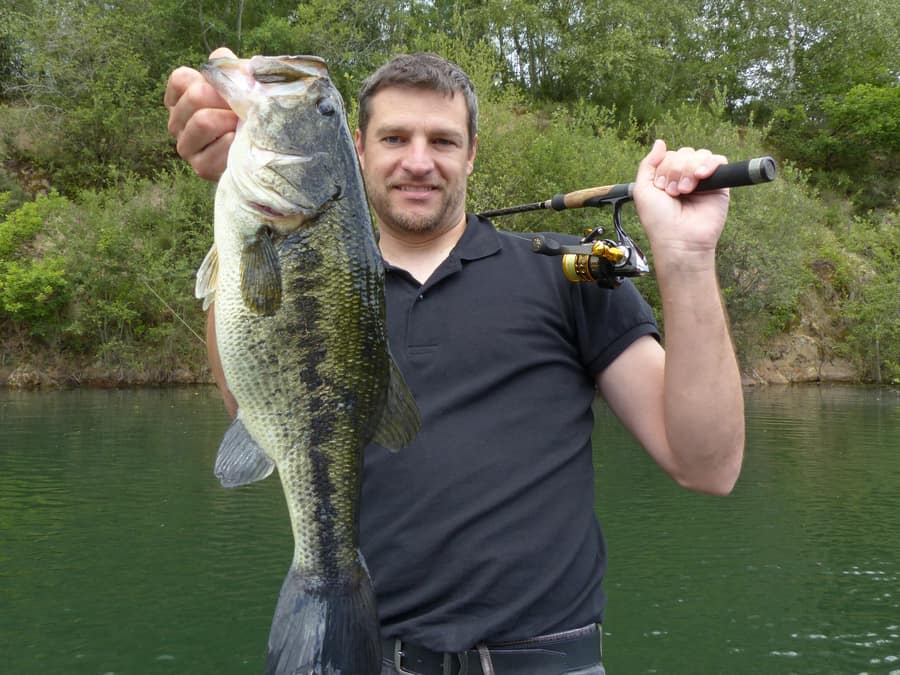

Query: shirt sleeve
571;277;660;376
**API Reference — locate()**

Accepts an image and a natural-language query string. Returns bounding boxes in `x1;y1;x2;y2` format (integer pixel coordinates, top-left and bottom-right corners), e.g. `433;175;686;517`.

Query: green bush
767;85;900;212
0;191;70;258
0;168;212;370
59;169;213;362
840;212;900;383
0;193;75;340
0;256;70;336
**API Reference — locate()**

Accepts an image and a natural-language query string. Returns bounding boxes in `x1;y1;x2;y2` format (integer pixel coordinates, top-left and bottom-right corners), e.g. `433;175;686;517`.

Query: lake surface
1;385;898;674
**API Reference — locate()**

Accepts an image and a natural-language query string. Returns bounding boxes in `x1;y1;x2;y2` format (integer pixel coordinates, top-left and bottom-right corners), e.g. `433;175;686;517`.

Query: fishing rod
478;156;777;288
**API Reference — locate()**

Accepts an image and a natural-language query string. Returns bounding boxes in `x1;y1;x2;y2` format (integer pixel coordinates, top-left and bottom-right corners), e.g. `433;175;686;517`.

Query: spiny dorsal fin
195;243;219;311
240;228;282;315
372;356;420;451
214;416;276;488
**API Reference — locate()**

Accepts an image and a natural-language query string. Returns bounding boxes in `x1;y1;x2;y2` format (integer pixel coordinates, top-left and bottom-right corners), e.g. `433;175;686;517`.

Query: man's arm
597;141;744;496
206;304;238;419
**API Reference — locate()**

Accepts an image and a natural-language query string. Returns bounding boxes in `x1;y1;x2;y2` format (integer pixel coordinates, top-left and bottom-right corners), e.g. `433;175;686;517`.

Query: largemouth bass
194;55;420;675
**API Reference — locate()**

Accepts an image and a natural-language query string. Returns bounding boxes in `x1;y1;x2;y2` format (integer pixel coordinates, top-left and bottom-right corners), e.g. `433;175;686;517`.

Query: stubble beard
369;182;466;236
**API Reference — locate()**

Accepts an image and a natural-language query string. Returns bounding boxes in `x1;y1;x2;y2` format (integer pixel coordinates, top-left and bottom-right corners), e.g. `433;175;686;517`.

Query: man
165;48;744;674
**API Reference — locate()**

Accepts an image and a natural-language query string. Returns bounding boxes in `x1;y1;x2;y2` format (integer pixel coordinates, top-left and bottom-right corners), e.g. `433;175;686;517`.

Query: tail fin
263;558;381;675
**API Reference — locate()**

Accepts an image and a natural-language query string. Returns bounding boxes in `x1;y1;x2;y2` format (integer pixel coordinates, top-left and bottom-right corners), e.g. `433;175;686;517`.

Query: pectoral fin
195;243;218;311
214;416;276;487
372;356;421;451
241;228;282;315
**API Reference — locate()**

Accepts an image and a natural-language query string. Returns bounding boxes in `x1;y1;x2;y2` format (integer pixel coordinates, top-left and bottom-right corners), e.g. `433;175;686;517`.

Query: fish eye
316;98;336;116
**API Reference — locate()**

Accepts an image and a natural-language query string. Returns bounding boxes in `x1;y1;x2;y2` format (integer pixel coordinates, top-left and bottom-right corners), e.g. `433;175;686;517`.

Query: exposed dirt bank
743;333;860;386
1;333;865;390
0;362;213;389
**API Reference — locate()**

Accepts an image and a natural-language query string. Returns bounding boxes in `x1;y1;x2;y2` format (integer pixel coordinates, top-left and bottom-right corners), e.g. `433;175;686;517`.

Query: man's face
355;86;477;237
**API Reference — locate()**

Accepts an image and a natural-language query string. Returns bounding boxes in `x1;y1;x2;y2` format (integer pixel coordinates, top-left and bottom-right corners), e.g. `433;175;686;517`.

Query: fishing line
140;277;206;345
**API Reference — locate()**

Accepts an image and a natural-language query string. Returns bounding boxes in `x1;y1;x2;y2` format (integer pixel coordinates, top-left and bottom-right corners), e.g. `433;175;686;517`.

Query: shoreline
0;362;874;390
0;331;875;389
0;363;214;389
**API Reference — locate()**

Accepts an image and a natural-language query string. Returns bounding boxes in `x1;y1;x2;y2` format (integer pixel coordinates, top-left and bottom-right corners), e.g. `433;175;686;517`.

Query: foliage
0;0;897;381
471;99;645;228
0;169;212;372
767;84;900;211
836;212;900;383
0;192;67;257
0;256;69;335
0;192;73;338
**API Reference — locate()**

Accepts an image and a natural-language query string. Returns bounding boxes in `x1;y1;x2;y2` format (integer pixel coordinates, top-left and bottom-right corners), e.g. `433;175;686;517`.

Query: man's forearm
206;304;238;419
657;255;744;494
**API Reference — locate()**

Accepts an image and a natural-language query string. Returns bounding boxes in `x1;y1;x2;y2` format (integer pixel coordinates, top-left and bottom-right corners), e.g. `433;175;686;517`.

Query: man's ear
354;128;365;169
466;133;478;176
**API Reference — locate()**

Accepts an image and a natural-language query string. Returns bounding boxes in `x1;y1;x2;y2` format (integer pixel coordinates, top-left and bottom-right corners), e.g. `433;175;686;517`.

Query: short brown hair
357;53;478;147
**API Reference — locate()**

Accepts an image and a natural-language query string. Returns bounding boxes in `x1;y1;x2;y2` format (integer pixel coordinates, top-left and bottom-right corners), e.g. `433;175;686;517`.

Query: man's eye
433;138;461;148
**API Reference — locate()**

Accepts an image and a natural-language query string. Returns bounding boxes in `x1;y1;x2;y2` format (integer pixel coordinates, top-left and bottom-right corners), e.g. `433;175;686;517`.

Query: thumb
636;139;667;186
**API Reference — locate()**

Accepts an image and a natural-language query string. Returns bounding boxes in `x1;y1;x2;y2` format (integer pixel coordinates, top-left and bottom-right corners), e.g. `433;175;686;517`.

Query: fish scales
195;55;419;675
225;224;383;575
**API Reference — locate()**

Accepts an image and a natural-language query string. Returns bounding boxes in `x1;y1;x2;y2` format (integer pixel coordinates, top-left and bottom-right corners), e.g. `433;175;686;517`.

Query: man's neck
378;216;467;284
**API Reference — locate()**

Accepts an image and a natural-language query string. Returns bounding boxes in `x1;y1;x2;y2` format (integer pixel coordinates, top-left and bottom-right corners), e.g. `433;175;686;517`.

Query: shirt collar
380;214;502;288
453;213;502;262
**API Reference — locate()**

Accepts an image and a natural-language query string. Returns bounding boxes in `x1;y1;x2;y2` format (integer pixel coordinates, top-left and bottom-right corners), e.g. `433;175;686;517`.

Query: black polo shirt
359;214;658;652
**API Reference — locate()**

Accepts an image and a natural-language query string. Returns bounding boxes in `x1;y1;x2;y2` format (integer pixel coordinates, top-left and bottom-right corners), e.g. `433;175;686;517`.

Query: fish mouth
247;186;342;222
247;200;318;223
249;202;296;219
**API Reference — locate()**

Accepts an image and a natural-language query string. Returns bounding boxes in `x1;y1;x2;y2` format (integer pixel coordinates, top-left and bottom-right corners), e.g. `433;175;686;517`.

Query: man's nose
401;137;434;174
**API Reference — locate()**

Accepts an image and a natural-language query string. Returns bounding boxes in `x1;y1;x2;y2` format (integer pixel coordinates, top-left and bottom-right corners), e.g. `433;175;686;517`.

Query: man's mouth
396;184;438;194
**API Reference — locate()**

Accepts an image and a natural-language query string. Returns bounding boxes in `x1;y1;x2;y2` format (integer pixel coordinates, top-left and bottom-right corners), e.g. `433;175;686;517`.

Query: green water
1;385;898;674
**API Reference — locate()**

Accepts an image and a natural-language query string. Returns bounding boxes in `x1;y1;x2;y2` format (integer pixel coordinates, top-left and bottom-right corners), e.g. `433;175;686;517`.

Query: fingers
166;83;236;180
163;47;237;120
181;128;236;182
643;142;727;197
165;69;231;137
164;49;240;181
209;46;238;60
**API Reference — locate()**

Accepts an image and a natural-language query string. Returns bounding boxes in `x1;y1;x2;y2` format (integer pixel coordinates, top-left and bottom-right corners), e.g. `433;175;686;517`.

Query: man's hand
164;47;239;181
632;140;730;267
